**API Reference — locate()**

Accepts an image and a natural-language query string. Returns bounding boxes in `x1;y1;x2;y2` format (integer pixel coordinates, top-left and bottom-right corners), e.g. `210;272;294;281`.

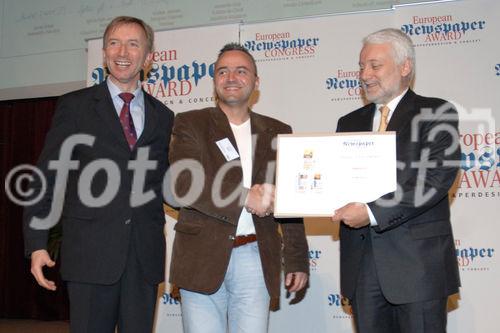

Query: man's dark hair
216;43;258;76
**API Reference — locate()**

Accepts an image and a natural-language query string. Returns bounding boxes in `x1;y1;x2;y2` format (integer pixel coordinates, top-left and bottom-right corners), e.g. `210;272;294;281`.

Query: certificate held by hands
274;132;396;217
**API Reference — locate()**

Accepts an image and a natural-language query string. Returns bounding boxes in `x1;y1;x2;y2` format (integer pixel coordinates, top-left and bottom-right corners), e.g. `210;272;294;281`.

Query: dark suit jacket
336;89;460;304
168;107;309;307
23;81;174;285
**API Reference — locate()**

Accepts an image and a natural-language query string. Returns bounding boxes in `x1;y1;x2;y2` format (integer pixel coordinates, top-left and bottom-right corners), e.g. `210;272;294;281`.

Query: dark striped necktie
118;92;137;150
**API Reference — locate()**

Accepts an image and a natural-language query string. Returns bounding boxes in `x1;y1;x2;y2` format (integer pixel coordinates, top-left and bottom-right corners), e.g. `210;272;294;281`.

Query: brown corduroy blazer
168;107;309;309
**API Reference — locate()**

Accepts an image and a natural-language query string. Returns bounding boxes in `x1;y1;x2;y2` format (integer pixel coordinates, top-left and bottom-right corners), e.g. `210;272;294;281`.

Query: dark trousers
66;240;158;333
352;235;447;333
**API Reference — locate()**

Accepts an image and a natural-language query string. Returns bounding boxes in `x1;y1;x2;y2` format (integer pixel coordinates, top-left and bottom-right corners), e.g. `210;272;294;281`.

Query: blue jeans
180;242;270;333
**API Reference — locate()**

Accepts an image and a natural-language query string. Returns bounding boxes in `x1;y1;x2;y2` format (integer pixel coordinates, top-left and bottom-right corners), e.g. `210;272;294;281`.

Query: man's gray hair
363;28;415;80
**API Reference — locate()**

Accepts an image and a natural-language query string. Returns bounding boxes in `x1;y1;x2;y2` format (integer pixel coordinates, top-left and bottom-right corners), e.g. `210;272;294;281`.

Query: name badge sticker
215;138;239;161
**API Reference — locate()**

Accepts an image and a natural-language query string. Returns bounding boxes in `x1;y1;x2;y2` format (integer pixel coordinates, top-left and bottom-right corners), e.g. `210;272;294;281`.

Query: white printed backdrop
86;0;499;331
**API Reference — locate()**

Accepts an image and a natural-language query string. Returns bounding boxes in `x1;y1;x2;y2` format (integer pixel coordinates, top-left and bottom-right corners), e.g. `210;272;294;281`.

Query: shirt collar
377;88;408;116
106;79;143;101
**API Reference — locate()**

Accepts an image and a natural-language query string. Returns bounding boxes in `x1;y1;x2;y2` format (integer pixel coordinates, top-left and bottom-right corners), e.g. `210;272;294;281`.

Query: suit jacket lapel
209;107;239;151
357;104;376;132
92;82;130;152
386;89;417;132
136;92;159;147
209;107;243;183
250;112;273;183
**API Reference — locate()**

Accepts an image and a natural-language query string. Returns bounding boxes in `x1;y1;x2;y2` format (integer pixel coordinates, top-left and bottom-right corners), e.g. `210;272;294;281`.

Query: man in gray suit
332;28;460;332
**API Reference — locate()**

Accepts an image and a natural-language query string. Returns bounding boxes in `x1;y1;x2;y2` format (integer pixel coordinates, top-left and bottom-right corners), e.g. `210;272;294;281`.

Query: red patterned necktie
118;92;137;149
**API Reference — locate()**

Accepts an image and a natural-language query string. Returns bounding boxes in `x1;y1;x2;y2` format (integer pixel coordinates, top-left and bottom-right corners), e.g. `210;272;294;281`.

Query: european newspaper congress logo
90;48;216;106
243;31;319;62
455;239;495;272
401;14;486;47
328;292;352;319
325;69;362;102
496;63;500;76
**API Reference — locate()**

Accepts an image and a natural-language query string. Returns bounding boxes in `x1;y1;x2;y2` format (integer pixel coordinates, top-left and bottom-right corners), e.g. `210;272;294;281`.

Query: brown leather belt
233;234;257;247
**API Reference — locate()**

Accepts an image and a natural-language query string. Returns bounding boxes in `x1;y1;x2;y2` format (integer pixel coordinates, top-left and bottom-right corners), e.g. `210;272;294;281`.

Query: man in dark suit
168;43;309;333
331;28;460;332
23;16;174;333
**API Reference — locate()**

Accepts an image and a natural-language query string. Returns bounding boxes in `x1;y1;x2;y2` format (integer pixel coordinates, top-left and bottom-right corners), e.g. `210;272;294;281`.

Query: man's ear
143;52;153;68
400;58;412;78
254;75;260;90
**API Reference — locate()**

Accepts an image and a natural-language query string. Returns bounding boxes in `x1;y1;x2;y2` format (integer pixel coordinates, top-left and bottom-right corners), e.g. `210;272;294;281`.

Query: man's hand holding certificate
274;132;396;217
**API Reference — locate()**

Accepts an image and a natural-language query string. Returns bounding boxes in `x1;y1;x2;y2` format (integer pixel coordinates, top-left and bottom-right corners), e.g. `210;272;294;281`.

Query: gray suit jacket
336;90;461;304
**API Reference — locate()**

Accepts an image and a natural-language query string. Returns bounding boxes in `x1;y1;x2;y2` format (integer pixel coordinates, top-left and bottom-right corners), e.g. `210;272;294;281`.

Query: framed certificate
274;132;396;217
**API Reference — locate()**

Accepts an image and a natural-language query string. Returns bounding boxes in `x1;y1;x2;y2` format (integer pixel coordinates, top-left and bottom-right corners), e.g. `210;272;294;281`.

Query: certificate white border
274;132;396;218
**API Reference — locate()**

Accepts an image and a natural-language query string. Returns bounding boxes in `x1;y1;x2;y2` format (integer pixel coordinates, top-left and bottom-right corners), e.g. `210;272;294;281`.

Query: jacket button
228;235;235;240
125;219;131;225
360;234;365;240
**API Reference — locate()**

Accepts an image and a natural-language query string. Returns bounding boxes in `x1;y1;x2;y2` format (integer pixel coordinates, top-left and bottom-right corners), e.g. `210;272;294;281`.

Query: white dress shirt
230;118;256;236
107;79;146;138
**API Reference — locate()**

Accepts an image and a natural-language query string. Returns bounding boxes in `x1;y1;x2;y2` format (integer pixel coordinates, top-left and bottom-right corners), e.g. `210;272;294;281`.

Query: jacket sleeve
23;95;78;256
368;102;460;232
276;124;309;275
280;218;310;275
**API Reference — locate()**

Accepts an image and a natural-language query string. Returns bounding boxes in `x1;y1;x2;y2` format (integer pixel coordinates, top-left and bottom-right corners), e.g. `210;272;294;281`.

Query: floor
0;319;69;333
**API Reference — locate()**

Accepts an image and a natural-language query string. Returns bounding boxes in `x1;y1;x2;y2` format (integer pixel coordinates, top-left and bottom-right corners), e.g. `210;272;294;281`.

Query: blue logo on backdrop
455;239;495;272
328;293;353;319
89;48;215;105
401;15;486;46
242;31;319;61
162;292;180;306
328;293;350;307
495;64;500;76
90;61;214;88
325;69;362;101
309;249;322;271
